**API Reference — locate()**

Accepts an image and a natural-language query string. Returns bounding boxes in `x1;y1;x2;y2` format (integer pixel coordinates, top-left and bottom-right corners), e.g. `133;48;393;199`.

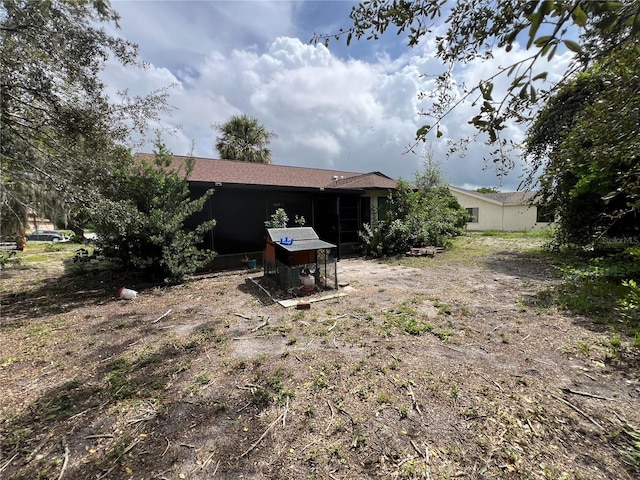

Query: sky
103;0;574;191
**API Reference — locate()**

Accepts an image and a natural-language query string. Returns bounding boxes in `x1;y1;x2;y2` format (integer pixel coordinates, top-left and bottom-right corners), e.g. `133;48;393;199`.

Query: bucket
300;275;315;288
118;287;138;300
247;259;257;269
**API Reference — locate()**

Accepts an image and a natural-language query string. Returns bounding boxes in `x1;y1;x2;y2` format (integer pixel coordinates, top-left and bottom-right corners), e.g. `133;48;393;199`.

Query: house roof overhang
135;153;398;192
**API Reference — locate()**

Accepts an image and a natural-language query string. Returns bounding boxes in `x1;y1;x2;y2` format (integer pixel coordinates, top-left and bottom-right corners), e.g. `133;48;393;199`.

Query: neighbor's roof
449;186;539;206
134;153;397;191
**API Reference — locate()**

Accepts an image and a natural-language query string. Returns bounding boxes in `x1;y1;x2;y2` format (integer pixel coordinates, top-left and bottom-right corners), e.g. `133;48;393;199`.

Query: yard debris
151;309;172;324
251;317;270;332
117;286;138;299
405;246;445;257
295;302;311;310
551;393;605;430
560;387;614;401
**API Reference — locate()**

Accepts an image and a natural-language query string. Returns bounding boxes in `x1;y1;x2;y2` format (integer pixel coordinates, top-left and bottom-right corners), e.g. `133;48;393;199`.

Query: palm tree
214;115;276;164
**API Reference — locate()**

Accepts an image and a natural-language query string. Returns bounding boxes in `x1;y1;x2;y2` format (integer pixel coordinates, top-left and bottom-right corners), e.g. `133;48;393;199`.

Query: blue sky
105;0;573;191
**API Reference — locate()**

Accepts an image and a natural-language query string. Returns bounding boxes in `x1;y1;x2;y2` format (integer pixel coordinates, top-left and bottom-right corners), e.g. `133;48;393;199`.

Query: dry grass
1;236;639;479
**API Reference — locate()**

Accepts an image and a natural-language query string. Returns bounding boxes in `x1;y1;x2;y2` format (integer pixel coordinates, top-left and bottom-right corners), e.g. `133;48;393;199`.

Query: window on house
378;197;389;222
360;197;371;227
466;207;479;223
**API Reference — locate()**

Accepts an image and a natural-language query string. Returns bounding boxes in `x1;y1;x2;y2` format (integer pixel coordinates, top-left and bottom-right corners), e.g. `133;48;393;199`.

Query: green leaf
527;12;542;49
481;81;494;100
415;125;431;139
571;5;588;27
436;127;443;138
633;12;640;35
563;39;582;53
534;35;553;47
532;72;548;82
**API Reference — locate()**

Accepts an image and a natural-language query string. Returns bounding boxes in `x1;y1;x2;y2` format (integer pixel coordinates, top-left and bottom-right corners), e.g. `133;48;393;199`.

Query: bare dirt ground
1;236;639;480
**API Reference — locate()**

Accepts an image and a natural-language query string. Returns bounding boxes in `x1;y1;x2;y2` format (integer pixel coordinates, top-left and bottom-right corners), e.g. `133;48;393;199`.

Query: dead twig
407;384;423;416
232;335;266;340
526;418;536;435
247;277;276;303
477;372;503;392
282;396;290;428
301;440;318;453
200;451;216;470
325;400;336;433
57;439;70;480
211;460;220;477
123;437;141;455
161;437;170;457
551;393;604;430
410;439;423;457
251;317;269;332
0;453;19;475
152;309;172;324
84;434;114;440
239;411;285;458
235;313;252;320
560;387;613;401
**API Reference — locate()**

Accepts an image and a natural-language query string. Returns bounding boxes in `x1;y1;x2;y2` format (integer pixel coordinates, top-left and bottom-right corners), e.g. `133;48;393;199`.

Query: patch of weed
384;302;433;335
576;341;590;355
433;329;454;342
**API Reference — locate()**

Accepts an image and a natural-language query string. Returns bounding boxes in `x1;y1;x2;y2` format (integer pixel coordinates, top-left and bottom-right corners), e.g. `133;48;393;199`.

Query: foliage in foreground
360;181;468;257
526;39;640;247
0;0;168;238
324;2;638;165
94;141;216;283
552;244;640;334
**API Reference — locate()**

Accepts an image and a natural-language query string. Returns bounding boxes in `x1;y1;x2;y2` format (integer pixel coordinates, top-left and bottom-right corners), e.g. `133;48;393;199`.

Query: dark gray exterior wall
187;182;362;263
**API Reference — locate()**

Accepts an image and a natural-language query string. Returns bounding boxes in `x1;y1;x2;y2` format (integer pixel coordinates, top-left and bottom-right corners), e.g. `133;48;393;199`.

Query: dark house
135;154;397;269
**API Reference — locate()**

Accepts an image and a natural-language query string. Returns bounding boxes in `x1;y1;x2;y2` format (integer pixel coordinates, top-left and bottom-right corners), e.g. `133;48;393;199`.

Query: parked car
26;230;65;242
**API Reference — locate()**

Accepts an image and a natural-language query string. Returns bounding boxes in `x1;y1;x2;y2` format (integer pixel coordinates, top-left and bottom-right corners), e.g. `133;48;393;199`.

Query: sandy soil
1;236;639;479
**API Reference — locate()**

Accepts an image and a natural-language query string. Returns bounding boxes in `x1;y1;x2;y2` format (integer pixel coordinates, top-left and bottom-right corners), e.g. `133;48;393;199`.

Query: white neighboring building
449;186;553;232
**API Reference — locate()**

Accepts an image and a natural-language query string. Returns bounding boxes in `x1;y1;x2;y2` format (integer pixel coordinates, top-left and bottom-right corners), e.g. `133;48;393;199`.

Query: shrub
359;182;468;257
94;140;216;283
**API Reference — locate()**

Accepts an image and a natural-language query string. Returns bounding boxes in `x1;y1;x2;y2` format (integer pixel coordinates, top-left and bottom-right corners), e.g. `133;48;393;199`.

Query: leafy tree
0;0;168;237
476;187;499;194
360;163;468;257
316;1;640;165
525;40;639;246
265;208;289;228
214;114;276;163
414;146;445;191
94;140;216;284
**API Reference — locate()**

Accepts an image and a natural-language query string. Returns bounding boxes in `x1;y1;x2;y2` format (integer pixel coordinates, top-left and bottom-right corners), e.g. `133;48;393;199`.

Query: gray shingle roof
134;153;397;191
266;227;336;252
450;186;539;205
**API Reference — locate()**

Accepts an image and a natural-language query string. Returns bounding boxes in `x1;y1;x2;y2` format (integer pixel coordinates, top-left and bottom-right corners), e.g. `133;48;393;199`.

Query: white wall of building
450;188;550;232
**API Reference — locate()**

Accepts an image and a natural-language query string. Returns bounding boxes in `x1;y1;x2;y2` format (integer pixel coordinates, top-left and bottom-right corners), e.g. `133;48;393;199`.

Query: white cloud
103;1;576;191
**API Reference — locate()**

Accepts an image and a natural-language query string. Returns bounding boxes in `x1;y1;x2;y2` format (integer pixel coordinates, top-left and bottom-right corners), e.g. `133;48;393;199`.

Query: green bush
359;182;468;257
94;140;216;284
0;250;20;269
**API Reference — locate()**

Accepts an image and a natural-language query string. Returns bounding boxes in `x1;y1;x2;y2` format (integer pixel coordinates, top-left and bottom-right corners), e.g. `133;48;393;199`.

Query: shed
264;227;338;292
